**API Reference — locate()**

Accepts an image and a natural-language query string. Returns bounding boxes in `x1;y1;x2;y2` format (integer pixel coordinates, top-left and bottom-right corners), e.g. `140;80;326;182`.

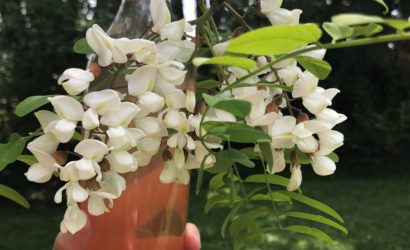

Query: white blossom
58;68;94;96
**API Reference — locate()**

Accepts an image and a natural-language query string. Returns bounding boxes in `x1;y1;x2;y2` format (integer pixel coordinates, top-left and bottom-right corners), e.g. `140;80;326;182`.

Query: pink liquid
53;153;190;250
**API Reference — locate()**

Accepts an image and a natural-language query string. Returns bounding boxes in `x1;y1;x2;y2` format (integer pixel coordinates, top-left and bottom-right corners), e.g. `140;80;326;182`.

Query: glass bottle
53;1;190;249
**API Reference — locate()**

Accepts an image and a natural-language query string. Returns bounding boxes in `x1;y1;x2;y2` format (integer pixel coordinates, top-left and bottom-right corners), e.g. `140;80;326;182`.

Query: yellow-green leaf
227;24;322;55
296;56;332;80
193;56;256;70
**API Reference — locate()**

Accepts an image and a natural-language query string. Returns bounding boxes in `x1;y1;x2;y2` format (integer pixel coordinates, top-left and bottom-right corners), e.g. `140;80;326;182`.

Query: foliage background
0;0;409;249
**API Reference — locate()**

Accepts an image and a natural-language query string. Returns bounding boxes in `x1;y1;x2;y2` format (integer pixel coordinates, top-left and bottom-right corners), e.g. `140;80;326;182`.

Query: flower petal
25;163;54;183
83;89;121;115
49;96;84;121
74;139;109;161
150;0;171;33
82;108;100;130
126;65;157;97
100;102;140;127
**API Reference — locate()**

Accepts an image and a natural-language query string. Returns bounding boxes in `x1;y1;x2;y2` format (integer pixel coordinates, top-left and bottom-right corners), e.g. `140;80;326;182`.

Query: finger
184;222;201;250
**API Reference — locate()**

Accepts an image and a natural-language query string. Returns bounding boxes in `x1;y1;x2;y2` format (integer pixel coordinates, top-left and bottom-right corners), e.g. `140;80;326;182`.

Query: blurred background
1;0;410;249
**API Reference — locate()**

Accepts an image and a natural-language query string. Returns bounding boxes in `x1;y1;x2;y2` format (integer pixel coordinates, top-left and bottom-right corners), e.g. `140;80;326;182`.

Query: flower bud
52;151;68;166
265;102;279;114
297;112;309;123
232;26;247;38
88;62;102;78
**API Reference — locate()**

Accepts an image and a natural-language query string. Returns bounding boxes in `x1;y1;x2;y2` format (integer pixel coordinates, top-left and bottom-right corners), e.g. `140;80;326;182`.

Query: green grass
1;176;410;249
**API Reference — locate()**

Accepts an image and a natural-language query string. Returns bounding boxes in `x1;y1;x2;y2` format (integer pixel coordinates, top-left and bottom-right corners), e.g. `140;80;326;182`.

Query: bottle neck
107;0;151;38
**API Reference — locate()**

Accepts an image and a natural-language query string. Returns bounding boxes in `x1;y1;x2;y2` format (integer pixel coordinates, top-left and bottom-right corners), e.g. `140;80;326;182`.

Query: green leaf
322;22;353;41
202;121;271;143
209;172;226;191
332;14;410;31
196;80;221;90
284;149;311;164
193;56;257;70
0;134;27;171
73;37;94;54
203;94;251;118
230;208;270;236
352;23;384;37
383;19;410;31
16;155;36;166
0;184;29;208
278;191;344;223
220;187;264;239
15;96;50;117
372;0;389;14
204;194;242;214
285;225;333;243
250;192;291;202
259;142;273;169
327;152;339;163
245;174;289;188
225;148;255;168
296;56;332;80
284;211;348;234
332;14;384;26
227;23;322;55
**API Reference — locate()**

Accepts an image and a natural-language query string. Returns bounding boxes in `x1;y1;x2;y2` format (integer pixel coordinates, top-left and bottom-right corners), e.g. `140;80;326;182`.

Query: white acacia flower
277;64;302;87
317;130;344;155
292;71;319;98
87;191;117;216
311;154;336;176
83;89;121;115
287;165;302;191
260;0;283;13
160;19;192;41
60;203;87;234
47;96;84;143
213;42;228;56
265;9;303;26
239;90;280;126
133;117;168;166
270;116;296;149
57;68;94;96
86;24;157;66
166;111;196;151
267;149;286;174
101;102;140;128
82;89;122;130
186;141;216;170
157;40;195;63
270;116;319;153
150;0;171;33
137;91;165;114
160;158;190;185
302;87;340;115
186;90;196;113
126;61;187;97
25;146;60;183
105;150;138;174
73;139;109;181
316;108;347;128
27;133;59;155
99;171;126;197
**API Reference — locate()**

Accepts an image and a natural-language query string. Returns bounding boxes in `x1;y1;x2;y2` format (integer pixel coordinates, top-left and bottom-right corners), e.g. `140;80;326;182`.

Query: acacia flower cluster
23;0;346;235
